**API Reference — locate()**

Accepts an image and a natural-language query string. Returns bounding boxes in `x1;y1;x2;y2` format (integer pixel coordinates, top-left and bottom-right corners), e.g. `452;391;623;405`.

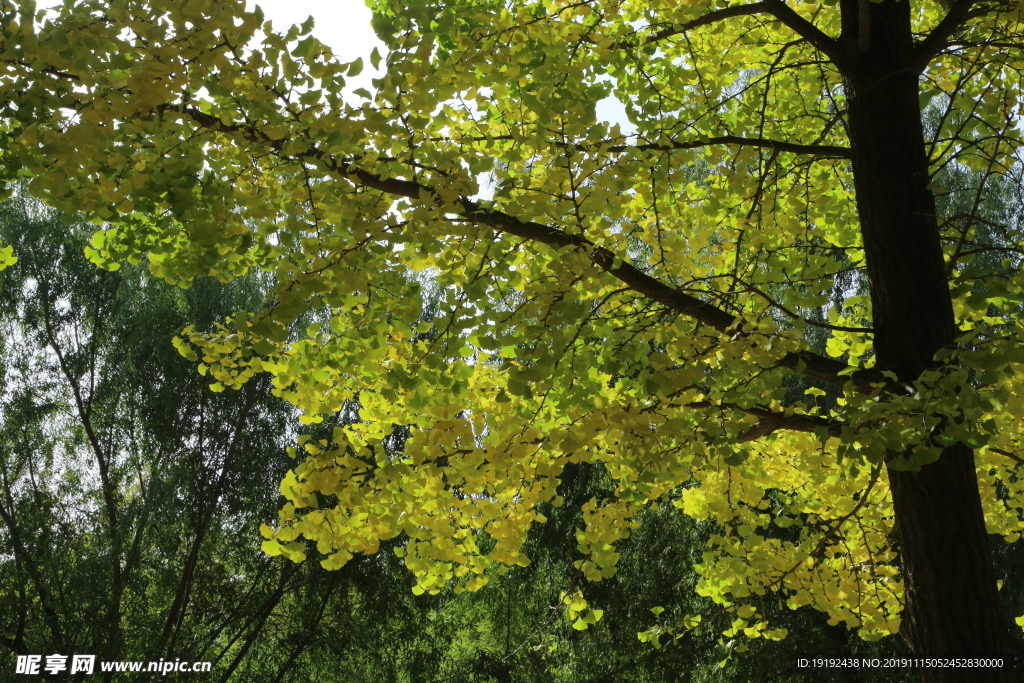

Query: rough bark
843;1;1014;679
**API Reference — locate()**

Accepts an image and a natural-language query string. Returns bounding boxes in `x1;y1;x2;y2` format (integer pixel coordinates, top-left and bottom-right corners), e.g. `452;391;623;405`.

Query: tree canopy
4;0;1024;678
0;194;933;683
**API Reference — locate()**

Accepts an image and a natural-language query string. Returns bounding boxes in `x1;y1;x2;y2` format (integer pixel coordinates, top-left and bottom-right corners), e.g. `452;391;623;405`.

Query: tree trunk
844;1;1014;680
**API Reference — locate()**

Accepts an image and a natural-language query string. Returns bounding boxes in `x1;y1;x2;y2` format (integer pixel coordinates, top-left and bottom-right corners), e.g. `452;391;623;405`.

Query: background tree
0;194;516;682
4;1;1024;680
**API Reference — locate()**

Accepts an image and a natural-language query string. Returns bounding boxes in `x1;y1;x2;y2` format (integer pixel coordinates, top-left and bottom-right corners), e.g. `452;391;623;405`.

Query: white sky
250;0;384;62
250;0;387;93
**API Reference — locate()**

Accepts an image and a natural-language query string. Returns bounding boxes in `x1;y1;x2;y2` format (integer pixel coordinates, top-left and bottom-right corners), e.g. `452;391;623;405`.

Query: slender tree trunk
844;2;1014;679
269;573;339;683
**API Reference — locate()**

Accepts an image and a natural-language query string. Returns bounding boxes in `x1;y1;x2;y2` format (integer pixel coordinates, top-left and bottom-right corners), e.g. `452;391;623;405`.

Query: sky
248;0;385;64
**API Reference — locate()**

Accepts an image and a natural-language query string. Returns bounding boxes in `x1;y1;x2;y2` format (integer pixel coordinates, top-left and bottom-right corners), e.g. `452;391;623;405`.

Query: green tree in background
0;195;492;682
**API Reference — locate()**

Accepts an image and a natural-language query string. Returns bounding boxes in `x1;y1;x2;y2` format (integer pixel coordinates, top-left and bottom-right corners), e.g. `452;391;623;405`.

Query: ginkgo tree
4;0;1024;678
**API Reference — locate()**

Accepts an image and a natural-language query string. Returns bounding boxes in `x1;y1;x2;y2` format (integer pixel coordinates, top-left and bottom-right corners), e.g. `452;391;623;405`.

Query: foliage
0;195;504;682
4;0;1024;657
0;195;925;683
441;459;919;682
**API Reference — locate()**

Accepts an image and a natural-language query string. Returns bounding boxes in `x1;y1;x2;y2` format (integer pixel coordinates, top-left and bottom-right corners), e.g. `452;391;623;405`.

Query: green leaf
292;36;317;58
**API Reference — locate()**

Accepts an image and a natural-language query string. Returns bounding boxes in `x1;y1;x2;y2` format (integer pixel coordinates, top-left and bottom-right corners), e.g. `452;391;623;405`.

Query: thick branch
174;106;885;390
615;2;847;70
348;164;887;389
761;0;848;68
638;3;773;45
688;400;846;442
989;447;1024;467
736;407;845;442
349;164;739;328
433;133;850;159
608;136;850;158
910;0;984;72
